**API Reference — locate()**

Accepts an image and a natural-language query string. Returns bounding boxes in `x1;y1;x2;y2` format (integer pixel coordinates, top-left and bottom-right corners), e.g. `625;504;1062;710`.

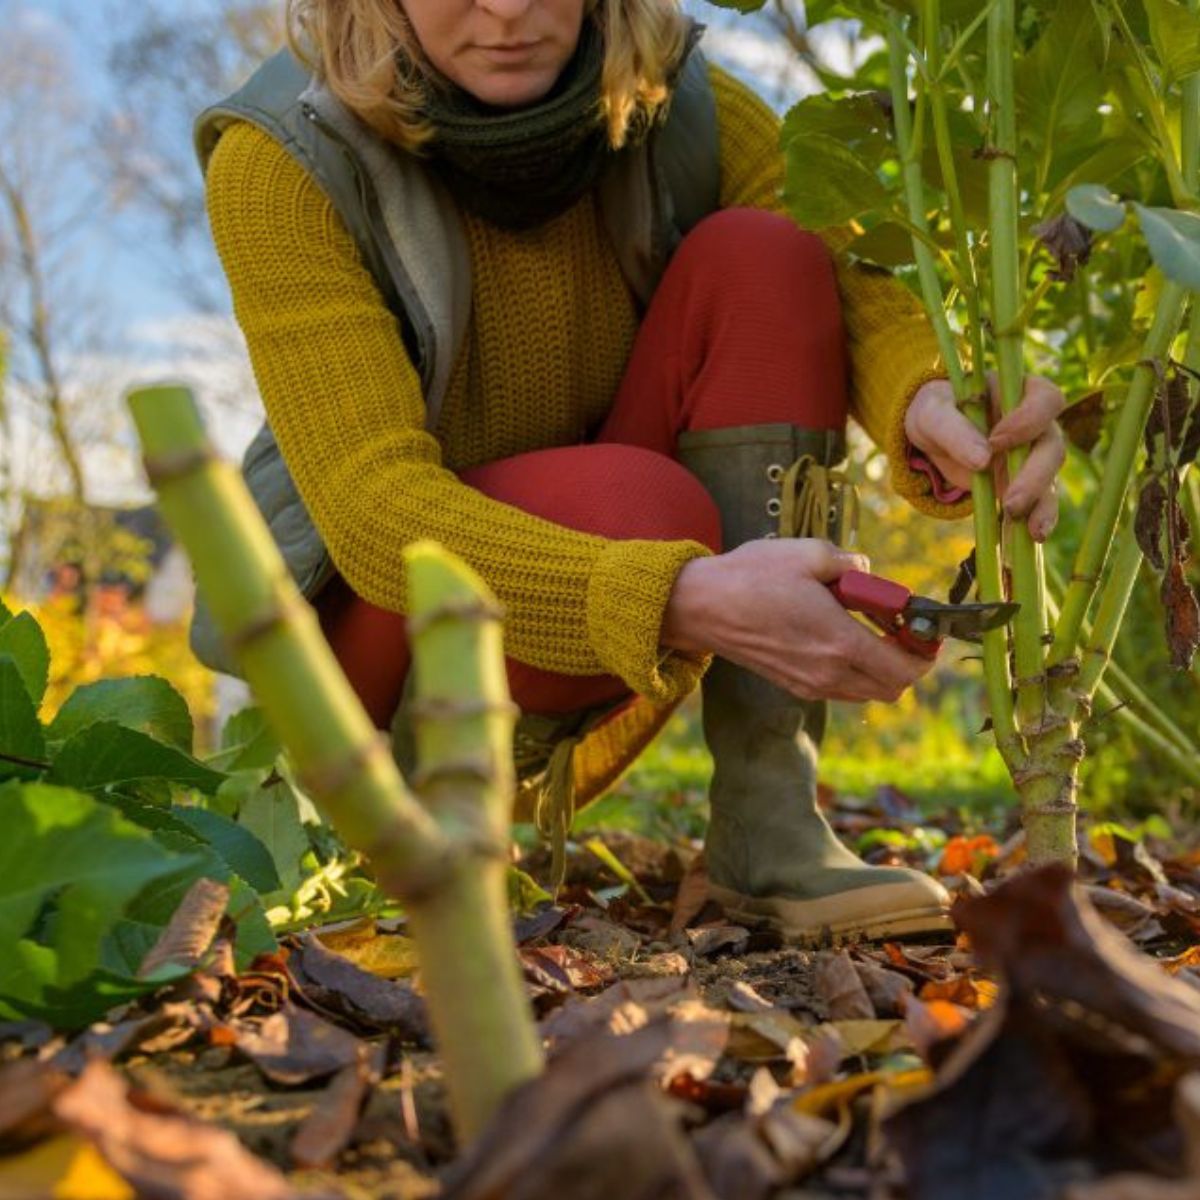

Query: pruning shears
829;570;1019;660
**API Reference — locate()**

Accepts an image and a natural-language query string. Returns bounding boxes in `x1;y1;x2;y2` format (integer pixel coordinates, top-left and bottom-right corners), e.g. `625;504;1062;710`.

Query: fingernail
988;432;1010;452
969;442;992;469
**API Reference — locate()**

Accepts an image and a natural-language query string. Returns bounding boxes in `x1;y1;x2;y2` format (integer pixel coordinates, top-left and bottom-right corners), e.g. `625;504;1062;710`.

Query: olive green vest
190;47;721;674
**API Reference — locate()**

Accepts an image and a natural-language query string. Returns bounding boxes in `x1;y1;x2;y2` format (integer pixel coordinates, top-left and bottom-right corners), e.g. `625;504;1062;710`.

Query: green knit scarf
421;18;699;231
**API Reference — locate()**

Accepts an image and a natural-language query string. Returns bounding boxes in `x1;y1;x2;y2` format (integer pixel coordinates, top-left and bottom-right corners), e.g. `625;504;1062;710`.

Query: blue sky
13;0;830;352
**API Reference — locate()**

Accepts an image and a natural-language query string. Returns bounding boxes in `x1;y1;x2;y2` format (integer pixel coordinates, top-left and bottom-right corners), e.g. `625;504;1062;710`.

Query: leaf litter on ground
4;784;1200;1198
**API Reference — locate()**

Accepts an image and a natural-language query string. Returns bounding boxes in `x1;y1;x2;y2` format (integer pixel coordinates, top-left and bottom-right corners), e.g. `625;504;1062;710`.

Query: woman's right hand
661;539;936;703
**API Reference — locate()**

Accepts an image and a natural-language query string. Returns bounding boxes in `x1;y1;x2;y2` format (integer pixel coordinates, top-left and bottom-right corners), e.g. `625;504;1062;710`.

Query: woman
195;0;1065;941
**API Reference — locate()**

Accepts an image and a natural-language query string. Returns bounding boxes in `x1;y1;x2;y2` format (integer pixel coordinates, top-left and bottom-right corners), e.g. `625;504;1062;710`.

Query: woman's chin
459;67;560;110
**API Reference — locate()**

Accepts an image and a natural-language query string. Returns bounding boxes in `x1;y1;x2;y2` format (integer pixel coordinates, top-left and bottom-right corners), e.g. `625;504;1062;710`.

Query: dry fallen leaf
224;1004;365;1086
315;928;421;979
815;951;875;1021
138;879;231;981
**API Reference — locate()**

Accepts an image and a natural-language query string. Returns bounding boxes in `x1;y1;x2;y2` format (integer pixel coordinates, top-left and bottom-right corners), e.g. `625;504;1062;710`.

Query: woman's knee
462;443;721;551
673;208;838;297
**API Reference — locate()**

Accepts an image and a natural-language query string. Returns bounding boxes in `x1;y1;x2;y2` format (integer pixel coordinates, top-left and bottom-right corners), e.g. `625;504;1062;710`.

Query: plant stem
402;542;544;1140
1076;524;1143;703
987;0;1048;737
1094;680;1200;786
127;385;543;1142
1048;283;1189;665
890;9;1019;766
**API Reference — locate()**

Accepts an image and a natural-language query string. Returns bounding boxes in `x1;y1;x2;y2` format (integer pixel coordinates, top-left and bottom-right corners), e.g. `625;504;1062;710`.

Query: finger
989;377;1065;452
911;399;993;473
1002;425;1066;518
1027;484;1059;543
841;617;931;695
802;541;871;583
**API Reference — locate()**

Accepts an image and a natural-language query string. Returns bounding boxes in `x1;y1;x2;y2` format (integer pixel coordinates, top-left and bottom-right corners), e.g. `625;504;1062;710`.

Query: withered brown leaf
1136;479;1168;571
1162;560;1200;671
1033;213;1092;281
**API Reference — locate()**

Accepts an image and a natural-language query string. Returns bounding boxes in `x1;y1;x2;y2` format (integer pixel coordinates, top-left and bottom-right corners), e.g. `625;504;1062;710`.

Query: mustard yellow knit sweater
206;65;959;715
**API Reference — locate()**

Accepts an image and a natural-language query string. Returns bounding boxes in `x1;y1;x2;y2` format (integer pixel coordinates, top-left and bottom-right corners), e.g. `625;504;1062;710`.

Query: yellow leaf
0;1135;132;1200
316;930;420;979
793;1067;933;1117
809;1018;908;1057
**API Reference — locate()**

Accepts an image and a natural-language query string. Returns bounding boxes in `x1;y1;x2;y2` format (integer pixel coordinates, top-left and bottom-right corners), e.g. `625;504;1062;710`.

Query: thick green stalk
1050;286;1190;665
887;12;1019;766
1076;526;1143;703
985;0;1073;865
1046;564;1198;759
402;542;544;1140
127;385;542;1142
986;0;1047;732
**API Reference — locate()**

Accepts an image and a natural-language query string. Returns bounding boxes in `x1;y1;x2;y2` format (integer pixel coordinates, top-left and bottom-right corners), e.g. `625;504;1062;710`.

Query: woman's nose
476;0;536;19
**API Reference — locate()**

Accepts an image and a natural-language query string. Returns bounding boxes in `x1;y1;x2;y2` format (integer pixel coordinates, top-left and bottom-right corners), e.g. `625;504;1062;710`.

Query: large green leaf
782;133;890;229
1016;0;1105;162
48;721;225;795
172;806;280;894
1134;204;1200;290
237;776;311;895
0;658;46;783
0;613;49;709
780;93;891;167
1066;184;1127;232
0;782;190;987
0;940;152;1029
47;675;194;752
1143;0;1200;85
206;705;281;773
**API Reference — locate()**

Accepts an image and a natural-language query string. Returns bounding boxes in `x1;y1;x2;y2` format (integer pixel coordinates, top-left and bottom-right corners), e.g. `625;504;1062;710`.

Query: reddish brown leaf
904;996;970;1063
852;960;914;1016
228;1004;364;1086
1163;560;1200;670
520;944;614;995
670;853;714;935
1033;213;1092;281
938;835;1001;878
287;934;428;1041
1136;479;1168;570
289;1045;379;1169
51;1060;305;1200
441;1022;715;1200
1061;391;1107;453
814;951;875;1021
138;879;230;981
686;924;751;958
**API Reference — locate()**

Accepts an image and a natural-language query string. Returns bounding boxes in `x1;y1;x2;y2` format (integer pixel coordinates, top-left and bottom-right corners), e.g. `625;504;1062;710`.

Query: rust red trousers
317;209;849;727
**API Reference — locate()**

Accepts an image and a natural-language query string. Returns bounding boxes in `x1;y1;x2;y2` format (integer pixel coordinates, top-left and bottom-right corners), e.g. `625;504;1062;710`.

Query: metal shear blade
905;596;1020;644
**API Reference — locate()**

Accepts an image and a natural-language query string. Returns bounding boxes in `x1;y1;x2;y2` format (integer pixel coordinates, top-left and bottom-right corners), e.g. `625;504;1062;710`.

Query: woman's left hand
905;374;1066;543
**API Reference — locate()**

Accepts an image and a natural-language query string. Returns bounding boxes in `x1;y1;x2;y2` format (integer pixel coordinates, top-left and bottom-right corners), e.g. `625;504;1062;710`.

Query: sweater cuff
586;538;713;703
882;367;975;521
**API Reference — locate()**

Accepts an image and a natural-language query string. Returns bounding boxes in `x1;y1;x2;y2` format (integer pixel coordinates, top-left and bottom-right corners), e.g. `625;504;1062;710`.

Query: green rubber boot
677;425;952;945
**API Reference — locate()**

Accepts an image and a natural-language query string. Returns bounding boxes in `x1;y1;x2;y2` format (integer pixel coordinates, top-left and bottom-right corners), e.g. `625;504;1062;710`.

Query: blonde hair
285;0;692;153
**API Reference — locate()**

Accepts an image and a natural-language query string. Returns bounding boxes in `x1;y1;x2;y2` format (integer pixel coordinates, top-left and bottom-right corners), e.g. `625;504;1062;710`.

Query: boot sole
709;883;954;947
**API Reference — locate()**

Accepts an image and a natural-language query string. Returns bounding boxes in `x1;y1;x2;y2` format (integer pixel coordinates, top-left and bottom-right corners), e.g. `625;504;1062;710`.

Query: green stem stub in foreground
127;383;543;1143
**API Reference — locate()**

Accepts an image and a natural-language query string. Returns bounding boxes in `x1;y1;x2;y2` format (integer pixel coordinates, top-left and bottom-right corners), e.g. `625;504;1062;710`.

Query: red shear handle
827;570;942;661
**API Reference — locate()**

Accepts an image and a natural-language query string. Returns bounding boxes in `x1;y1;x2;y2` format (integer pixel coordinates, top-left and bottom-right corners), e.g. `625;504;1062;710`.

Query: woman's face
403;0;588;108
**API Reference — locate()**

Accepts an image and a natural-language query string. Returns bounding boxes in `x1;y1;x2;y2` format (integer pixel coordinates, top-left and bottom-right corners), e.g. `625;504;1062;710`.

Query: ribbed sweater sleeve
204;122;710;701
710;65;971;520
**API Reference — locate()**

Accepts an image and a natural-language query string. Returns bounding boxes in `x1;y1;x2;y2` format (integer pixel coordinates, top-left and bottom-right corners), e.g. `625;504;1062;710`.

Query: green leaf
207;706;281;772
1066;184;1127;232
0;658;46;783
703;0;768;10
48;676;194;752
48;721;226;795
0;613;49;708
0;782;189;987
0;597;12;626
782;133;890;230
237;777;311;895
0;940;152;1029
172;806;281;894
847;221;917;267
1016;0;1105;159
1143;0;1200;85
780;93;891;166
1134;204;1200;290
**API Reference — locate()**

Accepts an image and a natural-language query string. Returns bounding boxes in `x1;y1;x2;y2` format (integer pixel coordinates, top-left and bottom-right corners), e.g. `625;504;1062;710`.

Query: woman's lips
477;41;542;63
